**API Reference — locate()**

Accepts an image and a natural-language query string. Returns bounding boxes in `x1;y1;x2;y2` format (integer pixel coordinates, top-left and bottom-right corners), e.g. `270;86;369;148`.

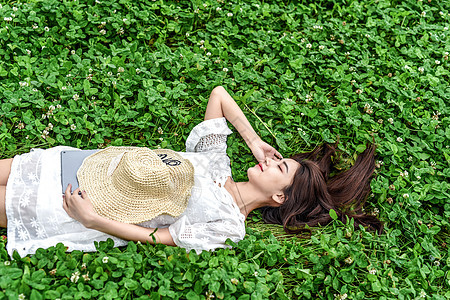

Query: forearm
210;86;261;148
88;215;176;246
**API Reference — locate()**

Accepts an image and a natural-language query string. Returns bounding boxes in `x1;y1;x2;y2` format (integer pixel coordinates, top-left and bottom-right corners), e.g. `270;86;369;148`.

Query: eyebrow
283;161;289;174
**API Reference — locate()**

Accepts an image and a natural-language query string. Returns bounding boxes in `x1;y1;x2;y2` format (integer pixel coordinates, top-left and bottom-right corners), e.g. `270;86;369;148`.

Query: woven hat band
111;150;172;198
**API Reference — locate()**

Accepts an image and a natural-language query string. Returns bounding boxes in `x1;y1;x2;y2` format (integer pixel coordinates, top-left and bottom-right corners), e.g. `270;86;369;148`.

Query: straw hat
77;147;194;224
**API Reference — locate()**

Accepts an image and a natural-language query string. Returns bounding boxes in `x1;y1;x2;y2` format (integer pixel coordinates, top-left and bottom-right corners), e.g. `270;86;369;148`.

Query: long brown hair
261;144;383;234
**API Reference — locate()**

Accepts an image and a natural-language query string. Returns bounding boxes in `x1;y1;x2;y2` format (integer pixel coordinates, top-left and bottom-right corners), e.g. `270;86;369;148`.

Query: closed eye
278;165;283;173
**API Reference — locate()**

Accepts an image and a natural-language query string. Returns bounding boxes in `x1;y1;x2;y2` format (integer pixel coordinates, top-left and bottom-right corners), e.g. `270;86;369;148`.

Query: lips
259;163;263;171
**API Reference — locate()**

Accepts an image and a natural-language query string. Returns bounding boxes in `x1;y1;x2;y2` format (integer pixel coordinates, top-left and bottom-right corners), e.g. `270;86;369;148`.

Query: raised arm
205;86;282;162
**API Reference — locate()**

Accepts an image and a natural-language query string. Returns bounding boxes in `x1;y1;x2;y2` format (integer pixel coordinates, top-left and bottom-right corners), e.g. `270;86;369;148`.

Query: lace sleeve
185;117;233;153
168;215;245;253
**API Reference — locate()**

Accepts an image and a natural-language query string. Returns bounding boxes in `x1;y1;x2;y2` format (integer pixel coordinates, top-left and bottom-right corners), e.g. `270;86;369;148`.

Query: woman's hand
63;184;98;228
250;139;283;163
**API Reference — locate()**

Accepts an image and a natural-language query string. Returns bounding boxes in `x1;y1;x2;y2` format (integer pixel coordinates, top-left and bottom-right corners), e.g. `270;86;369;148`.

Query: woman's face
247;157;300;203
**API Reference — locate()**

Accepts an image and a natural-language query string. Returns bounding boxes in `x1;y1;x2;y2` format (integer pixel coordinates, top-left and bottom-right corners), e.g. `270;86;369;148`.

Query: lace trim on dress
185;117;232;153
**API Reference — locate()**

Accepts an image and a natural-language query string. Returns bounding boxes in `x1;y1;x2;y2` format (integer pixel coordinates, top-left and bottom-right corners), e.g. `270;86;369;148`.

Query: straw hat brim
77;147;194;224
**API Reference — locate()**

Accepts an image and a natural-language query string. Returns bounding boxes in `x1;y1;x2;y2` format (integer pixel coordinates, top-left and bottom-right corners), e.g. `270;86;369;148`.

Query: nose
265;157;276;167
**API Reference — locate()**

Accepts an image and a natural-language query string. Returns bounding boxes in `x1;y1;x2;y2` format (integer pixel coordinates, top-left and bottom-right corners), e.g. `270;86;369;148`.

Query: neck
225;179;272;218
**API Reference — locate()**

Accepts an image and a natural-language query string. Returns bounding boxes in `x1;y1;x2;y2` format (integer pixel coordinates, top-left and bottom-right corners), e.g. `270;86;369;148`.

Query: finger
64;184;72;199
274;152;283;160
62;195;68;211
80;190;88;199
73;187;82;197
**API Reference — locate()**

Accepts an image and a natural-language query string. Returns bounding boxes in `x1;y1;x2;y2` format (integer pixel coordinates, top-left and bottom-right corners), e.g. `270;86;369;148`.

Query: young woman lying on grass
0;86;382;257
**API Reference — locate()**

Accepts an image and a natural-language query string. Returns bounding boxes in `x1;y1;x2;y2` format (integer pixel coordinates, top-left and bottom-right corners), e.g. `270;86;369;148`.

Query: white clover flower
185;32;190;37
349;66;355;72
32;23;38;29
122;18;127;22
19;81;29;87
445;27;449;31
44;26;49;31
118;67;125;73
404;65;411;70
73;94;79;101
199;40;205;45
227;12;233;17
66;73;72;77
216;7;222;11
19;294;26;300
26;49;31;55
388;118;394;124
107;71;113;76
418;67;424;73
396;137;403;142
136;68;141;74
319;45;325;50
253;271;258;276
223;67;228;72
157;127;163;134
339;293;348;300
100;29;106;35
355;89;363;94
369;269;376;275
13;7;18;11
206;52;211;56
101;21;106;26
203;3;207;7
4;261;10;266
419;290;426;298
61;86;67;90
194;8;200;13
421;11;426;17
306;43;312;48
230;278;238;285
71;50;75;55
365;34;370;38
102;256;109;263
403;193;409;198
70;271;80;283
4;17;12;22
344;257;353;264
407;156;413;161
435;60;440;64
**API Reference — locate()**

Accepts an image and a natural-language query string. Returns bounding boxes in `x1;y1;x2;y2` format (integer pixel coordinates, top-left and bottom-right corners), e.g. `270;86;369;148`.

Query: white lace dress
5;117;246;257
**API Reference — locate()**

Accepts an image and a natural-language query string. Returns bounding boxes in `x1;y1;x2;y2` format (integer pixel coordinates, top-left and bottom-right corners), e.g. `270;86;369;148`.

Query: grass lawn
0;0;449;298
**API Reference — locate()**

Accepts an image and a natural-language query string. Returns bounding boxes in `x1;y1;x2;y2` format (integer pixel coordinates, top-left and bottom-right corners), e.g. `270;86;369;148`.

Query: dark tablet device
60;149;99;194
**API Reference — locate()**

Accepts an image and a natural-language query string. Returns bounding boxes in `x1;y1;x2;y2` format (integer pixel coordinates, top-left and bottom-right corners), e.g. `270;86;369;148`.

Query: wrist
84;213;102;229
246;136;262;149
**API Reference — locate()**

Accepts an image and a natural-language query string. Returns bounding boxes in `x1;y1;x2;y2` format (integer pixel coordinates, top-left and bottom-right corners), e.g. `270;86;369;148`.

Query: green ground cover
0;0;449;298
